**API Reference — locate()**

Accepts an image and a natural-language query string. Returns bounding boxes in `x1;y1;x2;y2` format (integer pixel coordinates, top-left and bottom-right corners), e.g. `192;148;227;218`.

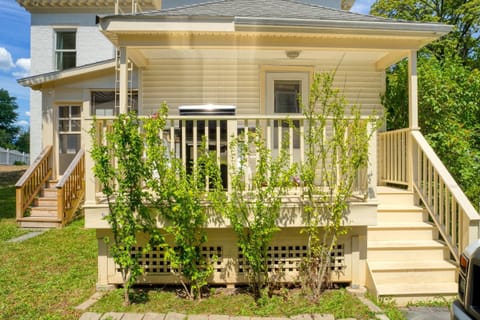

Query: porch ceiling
129;48;406;71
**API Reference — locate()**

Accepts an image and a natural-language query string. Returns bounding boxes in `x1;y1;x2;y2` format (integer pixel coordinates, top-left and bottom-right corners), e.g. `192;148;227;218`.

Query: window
56;31;76;70
91;91;138;116
266;72;309;148
58;105;81;174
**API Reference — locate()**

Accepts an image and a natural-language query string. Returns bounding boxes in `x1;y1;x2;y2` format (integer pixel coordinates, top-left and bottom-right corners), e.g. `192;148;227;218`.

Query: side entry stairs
366;186;457;306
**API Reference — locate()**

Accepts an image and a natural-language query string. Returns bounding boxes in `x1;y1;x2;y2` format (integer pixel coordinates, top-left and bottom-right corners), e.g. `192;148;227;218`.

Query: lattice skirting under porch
96;227;367;287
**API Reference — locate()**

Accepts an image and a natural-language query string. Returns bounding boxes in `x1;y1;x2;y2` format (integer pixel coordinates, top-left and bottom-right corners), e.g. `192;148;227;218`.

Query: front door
265;72;309;160
58;105;81;175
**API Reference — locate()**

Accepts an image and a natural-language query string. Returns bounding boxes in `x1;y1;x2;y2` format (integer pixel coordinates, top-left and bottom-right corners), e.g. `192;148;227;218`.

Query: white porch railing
378;129;480;262
89;115;376;199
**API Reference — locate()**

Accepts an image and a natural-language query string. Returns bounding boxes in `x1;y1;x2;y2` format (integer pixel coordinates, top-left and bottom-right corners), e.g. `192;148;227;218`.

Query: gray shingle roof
137;0;395;23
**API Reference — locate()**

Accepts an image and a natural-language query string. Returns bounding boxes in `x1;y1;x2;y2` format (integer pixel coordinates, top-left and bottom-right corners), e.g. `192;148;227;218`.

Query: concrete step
375;282;457;306
367;240;446;260
369;260;457;283
377;205;426;223
368;222;436;241
377;186;414;203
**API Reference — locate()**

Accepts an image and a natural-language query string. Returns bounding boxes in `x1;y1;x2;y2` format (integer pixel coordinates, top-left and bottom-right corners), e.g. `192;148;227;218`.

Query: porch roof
17;59;115;90
98;0;452;37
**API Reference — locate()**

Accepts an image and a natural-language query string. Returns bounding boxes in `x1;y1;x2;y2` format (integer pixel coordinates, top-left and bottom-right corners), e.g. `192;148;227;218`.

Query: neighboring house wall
29;12;114;161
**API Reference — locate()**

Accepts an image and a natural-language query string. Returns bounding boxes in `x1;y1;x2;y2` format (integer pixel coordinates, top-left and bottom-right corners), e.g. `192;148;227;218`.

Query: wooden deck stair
18;180;63;228
366;186;458;306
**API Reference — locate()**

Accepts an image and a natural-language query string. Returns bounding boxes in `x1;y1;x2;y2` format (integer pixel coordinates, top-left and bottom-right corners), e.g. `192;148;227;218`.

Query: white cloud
13;58;30;78
0;47;15;71
25;111;30;117
350;0;376;14
17;120;29;127
16;58;30;72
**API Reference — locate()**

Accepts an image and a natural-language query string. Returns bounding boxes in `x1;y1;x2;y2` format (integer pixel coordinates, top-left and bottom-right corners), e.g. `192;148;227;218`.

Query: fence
0;147;30;165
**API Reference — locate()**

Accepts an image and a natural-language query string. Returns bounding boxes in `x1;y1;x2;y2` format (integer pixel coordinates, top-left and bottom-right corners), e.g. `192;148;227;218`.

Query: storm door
58;105;81;175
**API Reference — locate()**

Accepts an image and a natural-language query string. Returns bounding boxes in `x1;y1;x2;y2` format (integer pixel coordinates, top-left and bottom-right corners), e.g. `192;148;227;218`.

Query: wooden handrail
15;145;53;220
411;131;480;261
378;129;480;262
56;148;85;225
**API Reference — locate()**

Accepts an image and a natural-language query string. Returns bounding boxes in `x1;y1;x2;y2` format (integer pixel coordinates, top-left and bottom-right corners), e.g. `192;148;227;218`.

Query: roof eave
18;59;115;89
234;17;453;38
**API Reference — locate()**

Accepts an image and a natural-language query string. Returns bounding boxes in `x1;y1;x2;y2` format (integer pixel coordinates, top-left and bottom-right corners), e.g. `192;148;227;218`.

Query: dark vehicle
451;239;480;320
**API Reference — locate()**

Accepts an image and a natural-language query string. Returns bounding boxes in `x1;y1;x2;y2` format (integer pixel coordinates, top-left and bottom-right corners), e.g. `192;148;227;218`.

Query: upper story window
56;30;76;70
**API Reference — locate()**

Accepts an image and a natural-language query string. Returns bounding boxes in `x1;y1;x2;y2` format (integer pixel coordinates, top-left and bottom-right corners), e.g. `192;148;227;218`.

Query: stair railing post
57;187;64;225
16;187;23;220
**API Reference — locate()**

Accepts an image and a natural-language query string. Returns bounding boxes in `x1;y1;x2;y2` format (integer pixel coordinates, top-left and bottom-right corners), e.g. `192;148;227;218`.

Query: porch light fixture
285;50;301;59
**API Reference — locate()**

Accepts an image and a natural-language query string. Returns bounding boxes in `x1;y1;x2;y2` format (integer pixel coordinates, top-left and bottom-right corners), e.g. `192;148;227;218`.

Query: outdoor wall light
285;50;301;59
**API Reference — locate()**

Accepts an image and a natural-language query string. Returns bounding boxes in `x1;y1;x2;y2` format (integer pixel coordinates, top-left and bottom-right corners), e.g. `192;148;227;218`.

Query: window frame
55;29;77;71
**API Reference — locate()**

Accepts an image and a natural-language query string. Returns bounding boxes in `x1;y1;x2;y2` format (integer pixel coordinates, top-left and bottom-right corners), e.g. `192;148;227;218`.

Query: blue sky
0;0;374;130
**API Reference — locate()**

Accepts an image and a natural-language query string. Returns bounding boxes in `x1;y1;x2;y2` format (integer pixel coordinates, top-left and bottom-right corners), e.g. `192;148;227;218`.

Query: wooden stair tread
369;222;434;229
31;206;57;211
375;282;457;296
368;260;456;271
18;216;61;222
377;204;423;211
377;186;412;194
368;240;444;249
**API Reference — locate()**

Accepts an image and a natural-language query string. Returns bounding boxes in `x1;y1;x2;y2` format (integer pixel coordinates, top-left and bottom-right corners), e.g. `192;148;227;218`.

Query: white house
17;0;480;305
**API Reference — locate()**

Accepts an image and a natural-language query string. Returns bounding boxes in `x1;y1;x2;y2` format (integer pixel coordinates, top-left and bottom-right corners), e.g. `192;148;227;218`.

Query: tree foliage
214;130;295;300
383;55;480;207
371;0;480;68
144;104;224;300
299;72;376;299
372;0;480;208
0;88;20;149
90;112;163;306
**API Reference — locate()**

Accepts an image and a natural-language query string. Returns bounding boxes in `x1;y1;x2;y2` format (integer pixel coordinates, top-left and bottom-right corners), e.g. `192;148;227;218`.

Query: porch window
91;91;138;116
266;72;309;149
55;31;76;71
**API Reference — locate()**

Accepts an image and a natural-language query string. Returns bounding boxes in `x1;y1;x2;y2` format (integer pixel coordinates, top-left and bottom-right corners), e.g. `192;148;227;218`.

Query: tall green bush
144;104;224;299
90;112;163;306
214;130;295;300
299;72;376;299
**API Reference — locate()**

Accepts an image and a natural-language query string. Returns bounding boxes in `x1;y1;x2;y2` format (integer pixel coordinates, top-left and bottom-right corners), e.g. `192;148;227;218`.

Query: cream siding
142;57;383;117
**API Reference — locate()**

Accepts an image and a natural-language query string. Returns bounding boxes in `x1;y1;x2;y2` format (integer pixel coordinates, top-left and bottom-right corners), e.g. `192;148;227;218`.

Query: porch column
407;50;419;192
408;50;419;130
118;46;129;114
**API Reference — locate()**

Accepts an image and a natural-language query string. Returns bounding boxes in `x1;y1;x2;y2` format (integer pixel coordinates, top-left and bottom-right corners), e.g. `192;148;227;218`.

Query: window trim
55;29;77;71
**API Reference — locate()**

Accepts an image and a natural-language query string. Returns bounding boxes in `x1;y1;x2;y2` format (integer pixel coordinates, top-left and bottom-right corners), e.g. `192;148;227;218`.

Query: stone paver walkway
79;313;343;320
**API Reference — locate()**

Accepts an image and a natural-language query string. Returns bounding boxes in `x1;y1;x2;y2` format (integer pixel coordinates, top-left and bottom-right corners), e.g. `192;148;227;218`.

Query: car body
451;239;480;320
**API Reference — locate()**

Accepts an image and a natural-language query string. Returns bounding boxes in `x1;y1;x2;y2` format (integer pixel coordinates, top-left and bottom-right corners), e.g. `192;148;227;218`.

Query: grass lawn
0;219;98;320
90;287;380;319
0;166;407;320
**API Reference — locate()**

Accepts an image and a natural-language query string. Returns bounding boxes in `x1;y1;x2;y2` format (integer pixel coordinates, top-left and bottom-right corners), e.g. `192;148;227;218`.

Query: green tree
371;0;480;68
383;55;480;207
15;129;29;153
215;130;295;301
90;112;163;306
144;105;224;300
299;72;376;299
0;89;20;149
